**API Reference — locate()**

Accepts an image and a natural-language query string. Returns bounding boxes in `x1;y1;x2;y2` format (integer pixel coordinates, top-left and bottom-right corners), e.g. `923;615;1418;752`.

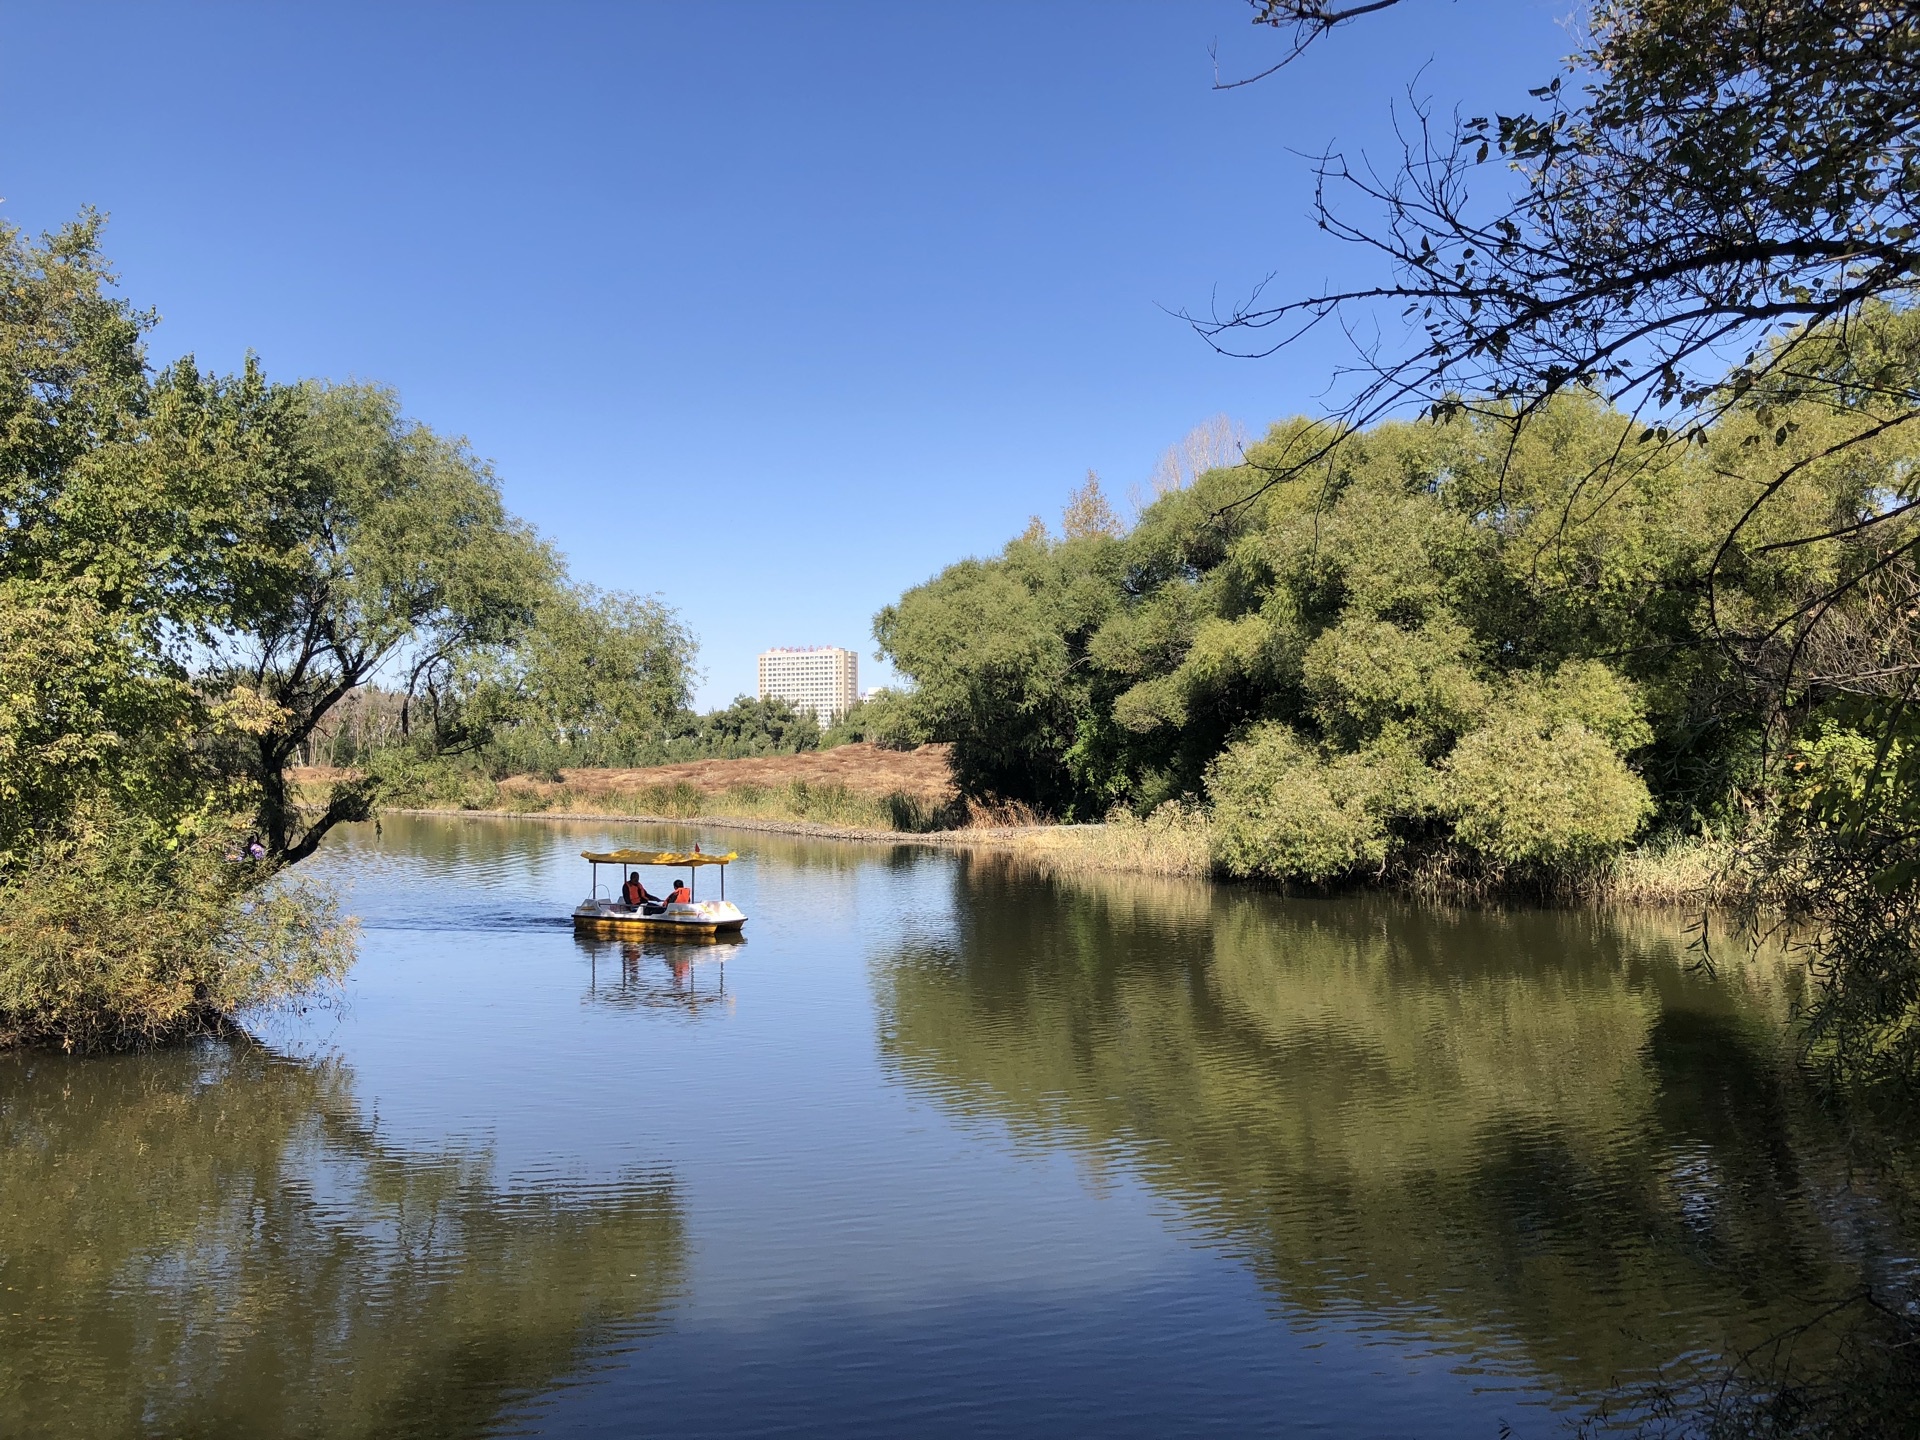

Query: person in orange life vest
666;878;692;906
621;871;660;910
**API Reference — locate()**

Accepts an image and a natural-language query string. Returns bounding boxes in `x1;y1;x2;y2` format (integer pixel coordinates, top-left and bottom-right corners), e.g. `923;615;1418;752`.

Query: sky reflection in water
0;815;1908;1438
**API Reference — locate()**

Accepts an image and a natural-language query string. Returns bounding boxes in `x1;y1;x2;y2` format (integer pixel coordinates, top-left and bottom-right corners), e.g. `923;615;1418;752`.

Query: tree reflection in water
874;856;1916;1408
0;1041;685;1439
575;934;739;1017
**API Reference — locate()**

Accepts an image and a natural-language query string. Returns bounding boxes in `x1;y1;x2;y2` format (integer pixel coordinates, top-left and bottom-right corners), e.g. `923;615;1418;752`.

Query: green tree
821;687;924;750
0;213;197;868
876;385;1896;876
1210;0;1920;1089
670;694;822;760
198;381;561;863
0;218;358;1049
876;516;1130;815
1214;1;1920;479
0;214;653;1048
439;583;695;771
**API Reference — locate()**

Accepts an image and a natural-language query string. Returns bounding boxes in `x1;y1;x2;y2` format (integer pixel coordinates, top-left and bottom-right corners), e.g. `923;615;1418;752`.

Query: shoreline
383;805;1098;850
377;804;1728;906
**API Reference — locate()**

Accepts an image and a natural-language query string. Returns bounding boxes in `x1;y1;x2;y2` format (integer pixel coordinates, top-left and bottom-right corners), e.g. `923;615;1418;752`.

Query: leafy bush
330;748;500;811
1205;667;1653;880
0;814;353;1052
1444;719;1653;865
1301;613;1487;749
1437;662;1655;865
1207;725;1389;881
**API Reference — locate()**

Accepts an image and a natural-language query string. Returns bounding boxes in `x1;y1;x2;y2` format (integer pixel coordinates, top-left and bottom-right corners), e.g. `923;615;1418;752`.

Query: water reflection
19;817;1909;1437
0;1041;685;1440
355;813;899;880
576;934;738;1016
875;857;1911;1407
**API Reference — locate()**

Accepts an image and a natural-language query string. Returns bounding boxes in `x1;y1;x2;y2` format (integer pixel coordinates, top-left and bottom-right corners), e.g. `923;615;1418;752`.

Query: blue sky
1;1;1573;708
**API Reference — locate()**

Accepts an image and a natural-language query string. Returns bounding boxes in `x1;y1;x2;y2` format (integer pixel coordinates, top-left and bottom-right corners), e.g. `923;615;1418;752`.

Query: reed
1579;829;1741;906
1389;826;1741;907
988;803;1214;878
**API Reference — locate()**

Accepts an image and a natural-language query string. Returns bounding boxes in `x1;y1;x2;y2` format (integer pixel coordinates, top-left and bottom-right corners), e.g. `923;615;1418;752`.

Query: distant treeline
308;688;918;773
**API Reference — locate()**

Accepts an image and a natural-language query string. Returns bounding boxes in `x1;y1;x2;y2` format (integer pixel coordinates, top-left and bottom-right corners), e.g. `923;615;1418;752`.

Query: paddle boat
572;847;747;938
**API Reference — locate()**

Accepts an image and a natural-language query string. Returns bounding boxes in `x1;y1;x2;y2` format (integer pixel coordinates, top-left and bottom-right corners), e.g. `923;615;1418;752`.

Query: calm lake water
3;816;1914;1438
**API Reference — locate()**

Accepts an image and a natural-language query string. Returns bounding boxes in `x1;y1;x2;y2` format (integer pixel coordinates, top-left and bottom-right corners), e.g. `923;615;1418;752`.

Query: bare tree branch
1214;0;1412;86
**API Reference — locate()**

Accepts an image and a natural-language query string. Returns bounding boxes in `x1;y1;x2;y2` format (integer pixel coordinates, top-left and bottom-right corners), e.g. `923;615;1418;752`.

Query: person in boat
621;871;661;911
666;878;692;907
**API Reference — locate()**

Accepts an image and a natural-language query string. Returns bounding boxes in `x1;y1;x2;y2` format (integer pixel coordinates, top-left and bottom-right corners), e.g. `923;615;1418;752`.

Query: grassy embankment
302;744;1735;904
297;745;964;833
494;776;953;833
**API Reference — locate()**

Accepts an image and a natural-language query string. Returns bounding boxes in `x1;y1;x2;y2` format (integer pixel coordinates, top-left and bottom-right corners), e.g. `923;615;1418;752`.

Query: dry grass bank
491;743;957;832
499;744;956;810
293;744;963;833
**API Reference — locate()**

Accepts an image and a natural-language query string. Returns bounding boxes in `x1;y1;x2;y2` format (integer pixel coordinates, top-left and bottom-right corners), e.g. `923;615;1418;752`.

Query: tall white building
757;646;859;724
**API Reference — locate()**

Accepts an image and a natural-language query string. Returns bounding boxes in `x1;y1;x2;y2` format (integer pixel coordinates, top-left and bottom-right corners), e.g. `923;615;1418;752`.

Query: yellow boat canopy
582;849;737;867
